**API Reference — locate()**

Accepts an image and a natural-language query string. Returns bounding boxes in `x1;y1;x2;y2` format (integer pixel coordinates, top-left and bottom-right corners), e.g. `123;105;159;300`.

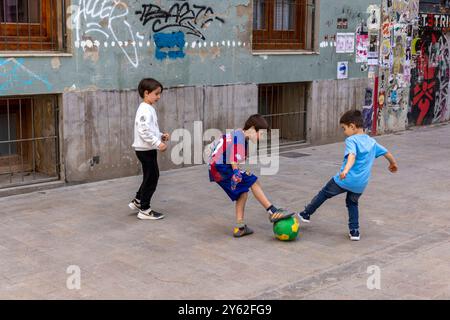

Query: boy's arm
384;152;398;173
340;153;356;180
137;112;165;150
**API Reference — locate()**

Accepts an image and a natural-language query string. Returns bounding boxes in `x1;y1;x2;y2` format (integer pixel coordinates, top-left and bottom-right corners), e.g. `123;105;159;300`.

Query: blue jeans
303;178;362;231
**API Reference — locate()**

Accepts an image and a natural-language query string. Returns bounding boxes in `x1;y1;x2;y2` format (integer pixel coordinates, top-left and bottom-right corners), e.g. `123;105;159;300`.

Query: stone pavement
1;124;450;299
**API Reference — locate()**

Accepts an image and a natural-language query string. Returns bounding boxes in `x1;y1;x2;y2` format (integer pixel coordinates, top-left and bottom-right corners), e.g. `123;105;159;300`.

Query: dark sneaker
137;208;165;220
349;229;360;241
298;211;311;223
269;208;295;223
233;225;254;238
128;199;141;211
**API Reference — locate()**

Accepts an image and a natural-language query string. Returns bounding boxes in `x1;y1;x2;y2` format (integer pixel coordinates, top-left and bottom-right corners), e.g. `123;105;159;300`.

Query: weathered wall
309;78;370;145
376;0;420;134
1;0;376;97
408;3;450;126
62;84;257;182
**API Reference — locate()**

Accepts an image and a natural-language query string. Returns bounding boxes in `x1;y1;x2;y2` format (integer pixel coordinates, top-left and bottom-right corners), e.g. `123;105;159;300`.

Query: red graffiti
411;33;438;125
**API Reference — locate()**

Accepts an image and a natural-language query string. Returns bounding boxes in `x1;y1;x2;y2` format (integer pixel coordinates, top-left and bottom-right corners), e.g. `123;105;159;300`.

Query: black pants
135;150;159;210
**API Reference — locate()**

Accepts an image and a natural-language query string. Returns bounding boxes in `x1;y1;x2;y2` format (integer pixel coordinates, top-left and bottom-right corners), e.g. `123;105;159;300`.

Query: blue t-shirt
333;134;388;194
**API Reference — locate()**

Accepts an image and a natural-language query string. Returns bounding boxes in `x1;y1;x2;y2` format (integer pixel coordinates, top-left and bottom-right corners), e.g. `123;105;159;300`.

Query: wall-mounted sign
336;33;355;53
337;61;349;79
419;13;450;31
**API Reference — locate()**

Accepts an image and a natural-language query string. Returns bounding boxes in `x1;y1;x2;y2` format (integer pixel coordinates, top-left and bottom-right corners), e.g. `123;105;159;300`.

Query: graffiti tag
68;0;139;68
135;1;225;40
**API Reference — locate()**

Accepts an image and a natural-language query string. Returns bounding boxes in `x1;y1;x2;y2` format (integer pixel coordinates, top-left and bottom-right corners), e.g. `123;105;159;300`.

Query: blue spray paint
0;58;52;92
153;32;186;61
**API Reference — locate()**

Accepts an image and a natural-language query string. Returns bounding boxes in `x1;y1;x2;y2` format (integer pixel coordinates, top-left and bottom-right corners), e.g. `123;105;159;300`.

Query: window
253;0;316;50
0;0;62;51
0;96;59;188
258;83;308;143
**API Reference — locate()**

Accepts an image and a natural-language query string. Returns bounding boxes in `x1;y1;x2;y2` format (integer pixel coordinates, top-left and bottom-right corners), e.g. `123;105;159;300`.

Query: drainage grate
280;152;311;158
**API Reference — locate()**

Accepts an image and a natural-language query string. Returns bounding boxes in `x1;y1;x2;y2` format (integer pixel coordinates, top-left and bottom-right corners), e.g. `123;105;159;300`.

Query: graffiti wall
0;0;377;97
409;11;450;125
376;0;420;133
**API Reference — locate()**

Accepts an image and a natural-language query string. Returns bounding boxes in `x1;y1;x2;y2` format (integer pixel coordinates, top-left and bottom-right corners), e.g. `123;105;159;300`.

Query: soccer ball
273;216;300;241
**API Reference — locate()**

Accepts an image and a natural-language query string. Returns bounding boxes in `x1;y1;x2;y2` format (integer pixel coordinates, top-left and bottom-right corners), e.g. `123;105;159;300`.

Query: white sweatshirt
132;102;162;151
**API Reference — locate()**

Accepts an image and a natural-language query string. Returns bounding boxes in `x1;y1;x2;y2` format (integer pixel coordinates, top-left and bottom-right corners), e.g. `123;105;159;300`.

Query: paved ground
1;124;450;299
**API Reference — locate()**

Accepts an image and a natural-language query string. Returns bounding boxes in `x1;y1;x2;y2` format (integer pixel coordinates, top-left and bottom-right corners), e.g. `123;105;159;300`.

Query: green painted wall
0;0;376;96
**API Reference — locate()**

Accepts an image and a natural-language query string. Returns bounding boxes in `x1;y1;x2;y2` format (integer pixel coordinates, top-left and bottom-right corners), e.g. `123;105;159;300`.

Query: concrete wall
1;0;380;183
62;84;257;182
309;78;371;145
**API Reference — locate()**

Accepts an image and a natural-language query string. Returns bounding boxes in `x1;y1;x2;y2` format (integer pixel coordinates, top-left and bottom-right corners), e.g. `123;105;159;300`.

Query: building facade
0;0;445;190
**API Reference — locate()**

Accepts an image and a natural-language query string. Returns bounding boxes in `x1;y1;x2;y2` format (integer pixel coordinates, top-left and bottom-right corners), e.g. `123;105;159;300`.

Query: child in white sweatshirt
129;78;170;220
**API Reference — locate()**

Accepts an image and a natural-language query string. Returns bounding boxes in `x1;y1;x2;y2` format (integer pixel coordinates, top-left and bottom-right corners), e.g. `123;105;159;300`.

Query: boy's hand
158;142;167;152
339;170;348;180
388;162;398;173
161;133;170;142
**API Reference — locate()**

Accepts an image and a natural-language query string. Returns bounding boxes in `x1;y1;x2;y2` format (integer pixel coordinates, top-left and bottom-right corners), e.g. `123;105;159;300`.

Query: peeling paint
51;57;61;70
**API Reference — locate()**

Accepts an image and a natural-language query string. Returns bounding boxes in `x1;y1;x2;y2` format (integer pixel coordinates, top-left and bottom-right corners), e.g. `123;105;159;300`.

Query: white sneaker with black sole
137;208;165;220
128;199;141;211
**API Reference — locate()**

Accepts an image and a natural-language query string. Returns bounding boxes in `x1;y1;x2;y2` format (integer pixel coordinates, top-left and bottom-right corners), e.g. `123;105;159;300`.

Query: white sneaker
137;208;165;220
128;199;141;211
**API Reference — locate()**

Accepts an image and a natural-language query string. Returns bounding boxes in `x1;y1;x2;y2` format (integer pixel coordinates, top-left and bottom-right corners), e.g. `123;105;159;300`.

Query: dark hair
340;110;364;128
138;78;163;98
243;114;269;131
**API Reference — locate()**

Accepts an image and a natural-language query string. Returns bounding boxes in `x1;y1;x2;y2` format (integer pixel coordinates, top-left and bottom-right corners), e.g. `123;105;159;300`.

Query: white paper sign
336;33;355;53
337;61;349;79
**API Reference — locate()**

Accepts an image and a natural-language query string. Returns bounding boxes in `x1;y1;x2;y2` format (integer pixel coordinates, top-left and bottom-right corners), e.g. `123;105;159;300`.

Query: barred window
0;0;62;51
253;0;316;51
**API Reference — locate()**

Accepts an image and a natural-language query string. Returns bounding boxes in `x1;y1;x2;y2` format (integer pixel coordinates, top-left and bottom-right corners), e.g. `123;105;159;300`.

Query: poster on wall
337;61;349;79
356;33;369;63
368;34;379;65
336;33;355;53
367;5;381;32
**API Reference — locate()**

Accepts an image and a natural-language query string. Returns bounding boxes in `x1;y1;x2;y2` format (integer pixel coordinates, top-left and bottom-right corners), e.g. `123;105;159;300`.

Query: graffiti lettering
69;0;139;68
135;1;225;40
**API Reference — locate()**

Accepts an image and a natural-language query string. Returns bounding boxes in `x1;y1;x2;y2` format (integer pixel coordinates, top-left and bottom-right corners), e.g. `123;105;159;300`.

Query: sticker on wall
368;65;376;79
337;61;349;79
367;5;381;32
337;18;348;29
356;33;369;63
368;34;379;65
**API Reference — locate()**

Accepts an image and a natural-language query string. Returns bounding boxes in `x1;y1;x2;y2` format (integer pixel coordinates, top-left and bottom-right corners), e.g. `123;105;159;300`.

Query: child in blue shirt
208;114;295;238
298;110;398;241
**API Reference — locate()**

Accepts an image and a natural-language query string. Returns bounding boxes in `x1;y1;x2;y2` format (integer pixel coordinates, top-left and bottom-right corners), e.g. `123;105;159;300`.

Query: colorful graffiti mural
409;24;450;125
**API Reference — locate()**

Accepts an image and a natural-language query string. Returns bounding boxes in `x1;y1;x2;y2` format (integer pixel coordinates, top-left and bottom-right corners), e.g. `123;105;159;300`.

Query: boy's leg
233;192;253;237
299;178;346;222
250;181;295;222
249;181;271;209
137;150;163;220
346;192;362;240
